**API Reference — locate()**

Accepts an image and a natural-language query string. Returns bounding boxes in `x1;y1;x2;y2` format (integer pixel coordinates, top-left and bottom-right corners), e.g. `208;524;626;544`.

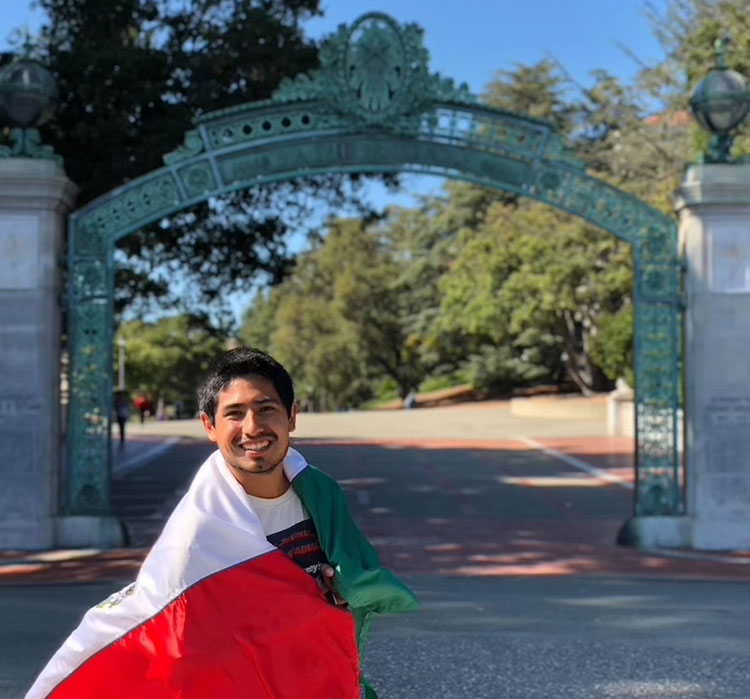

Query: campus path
3;399;750;697
126;396;613;442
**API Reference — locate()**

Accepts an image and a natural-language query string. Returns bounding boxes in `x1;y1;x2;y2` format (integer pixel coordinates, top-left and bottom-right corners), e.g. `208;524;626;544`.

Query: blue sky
1;1;668;91
0;1;671;323
305;1;668;94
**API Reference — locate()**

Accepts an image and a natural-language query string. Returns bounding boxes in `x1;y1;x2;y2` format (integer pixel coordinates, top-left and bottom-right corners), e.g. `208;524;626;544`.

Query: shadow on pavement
2;440;748;585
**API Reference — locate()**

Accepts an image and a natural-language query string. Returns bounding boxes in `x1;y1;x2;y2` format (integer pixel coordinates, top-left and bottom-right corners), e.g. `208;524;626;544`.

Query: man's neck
231;466;290;499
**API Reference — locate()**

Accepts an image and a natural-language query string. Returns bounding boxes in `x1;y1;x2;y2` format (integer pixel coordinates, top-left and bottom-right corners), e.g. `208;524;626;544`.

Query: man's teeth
241;440;271;450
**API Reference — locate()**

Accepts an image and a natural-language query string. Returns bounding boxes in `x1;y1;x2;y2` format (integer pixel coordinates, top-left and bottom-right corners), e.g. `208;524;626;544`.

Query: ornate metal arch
66;13;682;519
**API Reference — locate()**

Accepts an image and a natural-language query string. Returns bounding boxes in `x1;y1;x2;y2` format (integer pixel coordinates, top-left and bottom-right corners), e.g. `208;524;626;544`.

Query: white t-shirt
247;487;328;581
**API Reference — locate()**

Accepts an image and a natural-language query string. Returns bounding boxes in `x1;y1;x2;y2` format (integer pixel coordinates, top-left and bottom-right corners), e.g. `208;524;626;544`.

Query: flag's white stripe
26;448;310;699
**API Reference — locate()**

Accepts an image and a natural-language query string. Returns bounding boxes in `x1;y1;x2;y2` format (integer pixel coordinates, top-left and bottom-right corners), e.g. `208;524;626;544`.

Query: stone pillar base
617;516;691;549
618;515;750;551
690;519;750;551
55;516;125;549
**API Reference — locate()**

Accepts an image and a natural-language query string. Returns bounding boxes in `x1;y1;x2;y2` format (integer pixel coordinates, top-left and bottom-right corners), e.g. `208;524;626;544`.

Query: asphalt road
4;436;750;698
5;576;750;698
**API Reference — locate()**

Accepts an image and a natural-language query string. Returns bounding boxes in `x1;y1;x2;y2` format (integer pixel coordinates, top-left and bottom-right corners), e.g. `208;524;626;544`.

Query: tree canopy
5;0;379;324
8;0;745;408
117;313;225;415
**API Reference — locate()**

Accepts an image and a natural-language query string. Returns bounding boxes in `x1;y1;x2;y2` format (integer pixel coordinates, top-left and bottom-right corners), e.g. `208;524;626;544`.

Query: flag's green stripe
293;463;419;697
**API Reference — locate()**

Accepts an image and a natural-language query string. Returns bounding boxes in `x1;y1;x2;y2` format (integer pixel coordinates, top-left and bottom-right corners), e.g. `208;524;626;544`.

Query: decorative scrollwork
180;163;217;198
163;128;206;166
66;299;111;514
273;13;475;126
0;128;61;163
69;260;109;300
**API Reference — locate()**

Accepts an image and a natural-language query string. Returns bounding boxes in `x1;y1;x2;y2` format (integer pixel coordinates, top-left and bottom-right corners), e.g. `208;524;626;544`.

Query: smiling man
198;349;340;596
27;348;417;699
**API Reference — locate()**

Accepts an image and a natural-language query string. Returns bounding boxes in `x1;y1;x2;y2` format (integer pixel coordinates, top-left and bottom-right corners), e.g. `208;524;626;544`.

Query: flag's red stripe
48;550;360;699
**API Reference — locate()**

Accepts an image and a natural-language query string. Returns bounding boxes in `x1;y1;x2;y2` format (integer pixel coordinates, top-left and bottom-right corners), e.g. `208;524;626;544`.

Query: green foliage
373;378;400;401
13;0;377;322
483;59;573;132
33;0;320;199
235;52;654;402
117;314;224;413
590;305;635;388
239;215;454;407
435;199;632;393
418;374;468;393
238;288;280;350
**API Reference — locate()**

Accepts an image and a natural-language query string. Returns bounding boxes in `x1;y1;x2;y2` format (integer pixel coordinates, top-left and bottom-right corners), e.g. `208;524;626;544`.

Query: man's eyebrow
220;397;280;412
254;397;280;405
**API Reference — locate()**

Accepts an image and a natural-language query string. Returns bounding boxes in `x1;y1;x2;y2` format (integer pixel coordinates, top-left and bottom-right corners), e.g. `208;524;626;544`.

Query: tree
32;0;322;198
238;216;455;407
117;314;225;415
435;197;629;394
420;61;651;393
268;219;423;406
483;59;574;133
238;287;281;351
10;0;374;322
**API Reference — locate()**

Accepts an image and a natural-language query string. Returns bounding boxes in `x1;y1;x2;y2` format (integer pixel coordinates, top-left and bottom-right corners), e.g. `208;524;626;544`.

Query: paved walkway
2;398;749;585
7;401;750;698
126;398;612;442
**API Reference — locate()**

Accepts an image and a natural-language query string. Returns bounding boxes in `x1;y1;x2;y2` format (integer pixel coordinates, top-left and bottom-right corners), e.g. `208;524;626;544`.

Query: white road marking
518;436;633;490
113;437;180;475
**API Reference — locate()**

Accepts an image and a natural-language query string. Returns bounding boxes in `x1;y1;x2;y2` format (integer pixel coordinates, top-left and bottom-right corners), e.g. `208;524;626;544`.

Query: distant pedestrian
114;390;130;446
133;394;149;423
404;389;418;409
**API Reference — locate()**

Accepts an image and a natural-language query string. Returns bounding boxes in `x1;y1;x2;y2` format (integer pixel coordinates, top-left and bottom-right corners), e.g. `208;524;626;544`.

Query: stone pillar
0;158;77;549
675;163;750;550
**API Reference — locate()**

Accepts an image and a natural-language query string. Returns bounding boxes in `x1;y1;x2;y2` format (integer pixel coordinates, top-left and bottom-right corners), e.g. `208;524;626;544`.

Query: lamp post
0;56;59;161
690;36;750;163
117;338;127;391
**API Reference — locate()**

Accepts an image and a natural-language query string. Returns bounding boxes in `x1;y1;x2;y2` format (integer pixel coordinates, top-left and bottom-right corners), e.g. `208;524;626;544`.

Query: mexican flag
27;448;417;698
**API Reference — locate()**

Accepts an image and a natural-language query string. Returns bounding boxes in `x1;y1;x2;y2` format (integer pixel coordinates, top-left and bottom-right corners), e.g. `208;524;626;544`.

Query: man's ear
288;402;299;433
200;412;218;442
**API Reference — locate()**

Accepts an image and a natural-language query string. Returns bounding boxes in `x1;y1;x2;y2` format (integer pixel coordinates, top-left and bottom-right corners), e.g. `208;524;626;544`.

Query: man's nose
241;411;262;434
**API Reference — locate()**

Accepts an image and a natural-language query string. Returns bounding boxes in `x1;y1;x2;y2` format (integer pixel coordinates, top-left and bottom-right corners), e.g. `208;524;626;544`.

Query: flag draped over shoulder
26;447;417;699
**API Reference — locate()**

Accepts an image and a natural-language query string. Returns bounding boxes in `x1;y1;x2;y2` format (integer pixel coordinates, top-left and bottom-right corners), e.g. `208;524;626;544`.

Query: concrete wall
510;393;608;421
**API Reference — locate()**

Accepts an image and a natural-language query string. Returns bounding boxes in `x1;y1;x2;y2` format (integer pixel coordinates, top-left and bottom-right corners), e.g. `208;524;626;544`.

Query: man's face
201;376;297;486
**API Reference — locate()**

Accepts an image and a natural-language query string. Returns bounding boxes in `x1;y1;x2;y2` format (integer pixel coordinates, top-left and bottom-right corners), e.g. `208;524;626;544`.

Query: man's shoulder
295;461;342;490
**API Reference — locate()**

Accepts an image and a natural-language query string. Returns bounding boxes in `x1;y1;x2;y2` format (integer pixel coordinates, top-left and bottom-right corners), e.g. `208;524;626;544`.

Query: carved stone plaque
704;396;750;474
0;215;38;290
708;222;750;293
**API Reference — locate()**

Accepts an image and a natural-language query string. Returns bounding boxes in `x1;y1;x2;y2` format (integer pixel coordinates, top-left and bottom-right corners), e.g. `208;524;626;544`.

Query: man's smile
238;437;274;453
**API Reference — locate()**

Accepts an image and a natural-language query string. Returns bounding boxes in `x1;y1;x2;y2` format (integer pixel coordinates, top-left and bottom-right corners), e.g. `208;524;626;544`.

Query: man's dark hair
199;347;295;422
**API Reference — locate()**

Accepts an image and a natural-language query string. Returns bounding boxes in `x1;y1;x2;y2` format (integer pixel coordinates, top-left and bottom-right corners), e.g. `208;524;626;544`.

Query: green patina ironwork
0;127;61;162
66;12;682;517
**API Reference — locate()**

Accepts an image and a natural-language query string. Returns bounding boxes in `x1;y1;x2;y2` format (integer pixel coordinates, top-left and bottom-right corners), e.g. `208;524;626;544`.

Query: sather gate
65;13;682;521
